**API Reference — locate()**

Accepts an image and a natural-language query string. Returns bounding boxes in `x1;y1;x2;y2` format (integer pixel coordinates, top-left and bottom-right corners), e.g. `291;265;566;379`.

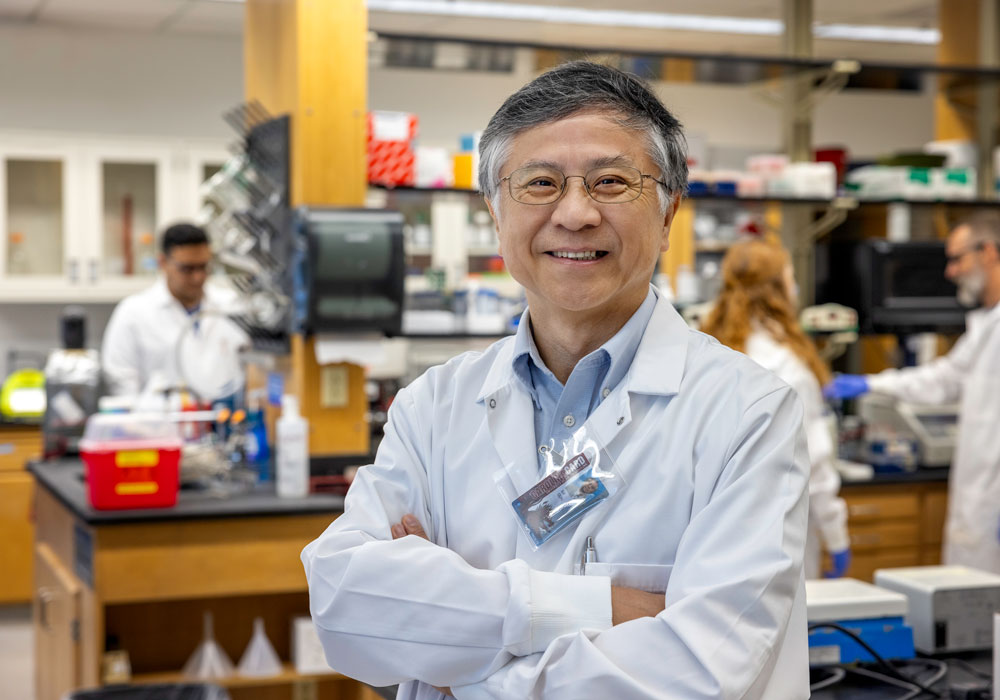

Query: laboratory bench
26;459;381;700
0;422;41;604
811;651;992;699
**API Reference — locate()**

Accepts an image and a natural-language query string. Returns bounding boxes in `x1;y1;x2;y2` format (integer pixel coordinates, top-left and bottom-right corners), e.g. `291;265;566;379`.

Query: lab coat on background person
101;222;249;403
745;330;850;578
701;238;850;580
844;303;1000;569
101;277;249;401
302;294;810;700
826;218;1000;572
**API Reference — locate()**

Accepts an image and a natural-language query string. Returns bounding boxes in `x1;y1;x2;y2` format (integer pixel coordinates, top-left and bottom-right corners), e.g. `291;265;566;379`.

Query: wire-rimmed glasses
501;165;666;205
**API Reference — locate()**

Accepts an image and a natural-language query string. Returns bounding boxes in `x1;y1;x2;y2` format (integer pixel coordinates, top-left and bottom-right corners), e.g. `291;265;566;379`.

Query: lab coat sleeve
866;332;975;404
100;300;142;396
786;369;849;554
301;384;612;689
452;386;810;700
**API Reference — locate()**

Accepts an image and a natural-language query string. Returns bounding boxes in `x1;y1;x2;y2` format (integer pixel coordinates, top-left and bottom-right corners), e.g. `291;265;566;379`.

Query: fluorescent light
814;24;940;45
209;0;940;45
366;0;782;35
365;0;940;45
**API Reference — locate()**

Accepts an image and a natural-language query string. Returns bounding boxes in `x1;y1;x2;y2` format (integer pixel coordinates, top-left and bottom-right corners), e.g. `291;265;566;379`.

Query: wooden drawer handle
849;504;881;517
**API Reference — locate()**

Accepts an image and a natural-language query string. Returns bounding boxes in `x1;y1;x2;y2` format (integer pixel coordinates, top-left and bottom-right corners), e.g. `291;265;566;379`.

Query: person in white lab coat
302;61;810;700
825;214;1000;571
101;223;249;402
701;239;850;579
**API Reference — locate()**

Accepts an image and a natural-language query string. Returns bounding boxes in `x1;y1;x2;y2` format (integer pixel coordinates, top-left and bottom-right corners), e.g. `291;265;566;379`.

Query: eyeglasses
501;165;667;205
945;242;984;265
169;260;212;275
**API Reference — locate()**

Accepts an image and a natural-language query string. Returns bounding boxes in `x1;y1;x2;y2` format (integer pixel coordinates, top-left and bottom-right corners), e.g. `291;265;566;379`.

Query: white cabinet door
82;141;173;298
0;136;85;300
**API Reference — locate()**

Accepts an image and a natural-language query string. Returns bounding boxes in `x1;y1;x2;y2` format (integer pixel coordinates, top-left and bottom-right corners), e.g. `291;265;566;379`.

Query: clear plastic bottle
276;394;309;498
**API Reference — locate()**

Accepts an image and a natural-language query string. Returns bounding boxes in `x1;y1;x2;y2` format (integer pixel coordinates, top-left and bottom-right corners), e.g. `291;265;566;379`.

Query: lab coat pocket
584;562;673;594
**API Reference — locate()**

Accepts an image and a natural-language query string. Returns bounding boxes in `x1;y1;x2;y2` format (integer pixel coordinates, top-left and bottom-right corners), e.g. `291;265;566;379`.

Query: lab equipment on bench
875;566;1000;654
806;578;915;665
858;394;958;467
0;350;45;420
43;307;104;457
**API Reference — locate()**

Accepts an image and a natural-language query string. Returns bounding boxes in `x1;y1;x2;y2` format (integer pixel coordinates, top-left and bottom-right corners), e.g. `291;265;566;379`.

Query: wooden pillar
937;0;1000;198
245;0;370;458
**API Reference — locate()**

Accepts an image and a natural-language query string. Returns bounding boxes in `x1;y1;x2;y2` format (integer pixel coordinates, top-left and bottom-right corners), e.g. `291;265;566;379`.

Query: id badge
495;430;625;549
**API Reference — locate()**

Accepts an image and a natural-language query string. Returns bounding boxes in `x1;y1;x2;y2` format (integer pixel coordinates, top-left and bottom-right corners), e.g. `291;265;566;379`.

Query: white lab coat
867;303;1000;571
101;278;249;400
302;295;810;700
745;328;849;578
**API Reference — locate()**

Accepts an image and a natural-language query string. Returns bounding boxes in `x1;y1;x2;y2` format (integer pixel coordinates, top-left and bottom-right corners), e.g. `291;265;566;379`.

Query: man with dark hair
303;62;809;699
826;213;1000;571
102;222;248;399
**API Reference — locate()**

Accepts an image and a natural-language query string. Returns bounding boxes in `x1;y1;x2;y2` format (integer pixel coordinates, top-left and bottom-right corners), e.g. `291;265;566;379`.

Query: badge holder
494;428;625;549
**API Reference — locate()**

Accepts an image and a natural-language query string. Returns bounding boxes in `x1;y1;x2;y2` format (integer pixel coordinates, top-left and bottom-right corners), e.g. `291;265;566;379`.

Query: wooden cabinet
31;476;369;700
34;542;82;700
0;424;40;603
838;480;949;582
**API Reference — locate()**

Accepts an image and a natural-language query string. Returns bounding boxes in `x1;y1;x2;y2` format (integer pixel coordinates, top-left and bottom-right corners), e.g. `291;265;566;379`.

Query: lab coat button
563;414;575;427
617;416;624;425
602;387;610;399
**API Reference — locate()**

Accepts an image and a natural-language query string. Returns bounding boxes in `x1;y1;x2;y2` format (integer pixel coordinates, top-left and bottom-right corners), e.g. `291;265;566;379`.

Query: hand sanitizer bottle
276;394;309;498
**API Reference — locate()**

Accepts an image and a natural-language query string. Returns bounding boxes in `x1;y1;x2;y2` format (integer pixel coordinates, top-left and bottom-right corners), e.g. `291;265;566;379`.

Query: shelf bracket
802;196;859;242
754;59;861;119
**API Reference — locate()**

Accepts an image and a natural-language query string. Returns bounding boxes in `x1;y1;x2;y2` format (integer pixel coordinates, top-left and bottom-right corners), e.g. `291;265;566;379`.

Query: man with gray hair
303;61;810;699
826;213;1000;571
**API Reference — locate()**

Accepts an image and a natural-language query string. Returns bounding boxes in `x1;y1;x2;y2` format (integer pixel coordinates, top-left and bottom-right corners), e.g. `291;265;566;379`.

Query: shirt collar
480;285;681;402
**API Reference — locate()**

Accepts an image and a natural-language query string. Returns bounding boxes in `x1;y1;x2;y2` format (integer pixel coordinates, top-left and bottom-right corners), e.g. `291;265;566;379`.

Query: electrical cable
894;659;950;700
948;657;993;682
810;666;847;692
808;622;946;698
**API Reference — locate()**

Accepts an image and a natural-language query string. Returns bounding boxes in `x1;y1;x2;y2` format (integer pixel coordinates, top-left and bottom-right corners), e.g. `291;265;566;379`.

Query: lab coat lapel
484;384;541;498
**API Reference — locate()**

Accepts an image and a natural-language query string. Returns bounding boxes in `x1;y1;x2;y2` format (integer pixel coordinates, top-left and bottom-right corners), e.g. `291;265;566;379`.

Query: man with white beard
825;213;1000;571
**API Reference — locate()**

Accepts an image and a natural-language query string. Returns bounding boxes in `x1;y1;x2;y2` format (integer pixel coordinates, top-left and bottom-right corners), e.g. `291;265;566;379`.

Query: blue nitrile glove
823;374;870;400
824;549;851;578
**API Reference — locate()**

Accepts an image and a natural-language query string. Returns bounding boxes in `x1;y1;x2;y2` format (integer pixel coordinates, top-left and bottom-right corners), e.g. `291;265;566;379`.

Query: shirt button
601;387;610;399
563;414;575;427
538;445;548;454
617;416;624;425
489;399;496;409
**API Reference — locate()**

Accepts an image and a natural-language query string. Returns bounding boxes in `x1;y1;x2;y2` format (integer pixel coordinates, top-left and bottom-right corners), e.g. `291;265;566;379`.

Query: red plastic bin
80;414;182;510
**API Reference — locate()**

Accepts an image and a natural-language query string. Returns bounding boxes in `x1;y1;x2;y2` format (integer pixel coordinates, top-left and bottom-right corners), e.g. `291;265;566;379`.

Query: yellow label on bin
114;481;159;496
115;450;159;468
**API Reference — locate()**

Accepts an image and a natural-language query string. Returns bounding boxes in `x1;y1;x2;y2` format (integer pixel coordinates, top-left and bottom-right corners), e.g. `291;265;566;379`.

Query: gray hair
963;212;1000;252
479;61;688;216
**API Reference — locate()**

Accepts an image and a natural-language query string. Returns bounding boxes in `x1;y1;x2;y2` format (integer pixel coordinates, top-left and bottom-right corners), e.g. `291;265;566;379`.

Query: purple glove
823;374;869;400
824;549;851;578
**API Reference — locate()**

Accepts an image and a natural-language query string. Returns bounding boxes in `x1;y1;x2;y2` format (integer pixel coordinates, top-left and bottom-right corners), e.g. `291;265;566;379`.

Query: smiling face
487;112;677;327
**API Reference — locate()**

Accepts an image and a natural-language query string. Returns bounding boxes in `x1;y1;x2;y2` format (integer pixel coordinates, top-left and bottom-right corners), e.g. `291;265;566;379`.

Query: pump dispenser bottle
276;394;309;498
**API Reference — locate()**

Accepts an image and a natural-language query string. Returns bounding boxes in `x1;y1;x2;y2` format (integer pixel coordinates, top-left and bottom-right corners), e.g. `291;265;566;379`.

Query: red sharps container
80;413;182;510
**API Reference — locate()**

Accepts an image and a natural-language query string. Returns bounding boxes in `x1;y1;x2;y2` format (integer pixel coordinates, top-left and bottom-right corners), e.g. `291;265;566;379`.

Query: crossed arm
390;513;666;697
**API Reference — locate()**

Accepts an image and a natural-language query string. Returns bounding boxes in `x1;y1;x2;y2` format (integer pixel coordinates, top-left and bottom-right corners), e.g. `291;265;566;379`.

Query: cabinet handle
89;259;98;284
848;504;881;517
38;588;54;629
67;258;79;284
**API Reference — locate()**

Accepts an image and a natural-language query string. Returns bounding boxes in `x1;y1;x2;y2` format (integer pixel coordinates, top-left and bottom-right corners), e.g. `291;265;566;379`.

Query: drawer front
923;488;949;546
0;472;35;602
843;491;919;522
848;521;921;551
847;548;921;583
0;431;42;472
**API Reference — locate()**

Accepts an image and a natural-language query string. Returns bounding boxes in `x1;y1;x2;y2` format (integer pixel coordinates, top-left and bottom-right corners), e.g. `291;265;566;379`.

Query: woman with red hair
702;239;850;579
